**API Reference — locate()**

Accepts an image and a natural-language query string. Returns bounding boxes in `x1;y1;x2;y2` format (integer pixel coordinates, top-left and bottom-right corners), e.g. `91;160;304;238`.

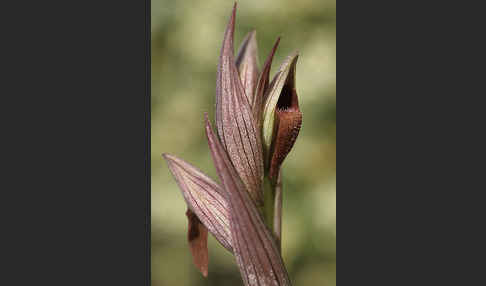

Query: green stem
263;176;275;233
273;170;283;252
263;171;283;253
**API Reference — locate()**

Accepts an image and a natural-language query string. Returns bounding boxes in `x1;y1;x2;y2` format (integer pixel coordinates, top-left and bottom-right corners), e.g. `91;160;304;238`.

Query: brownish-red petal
269;110;302;181
186;209;209;277
268;75;302;180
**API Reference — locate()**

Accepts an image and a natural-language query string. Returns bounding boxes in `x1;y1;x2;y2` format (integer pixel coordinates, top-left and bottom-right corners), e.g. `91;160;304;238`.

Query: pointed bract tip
251;35;282;127
270;37;281;58
260;37;280;77
220;2;237;56
203;114;213;141
247;30;257;42
162;153;182;166
288;50;299;61
279;51;299;70
289;50;299;61
247;29;257;42
162;153;171;160
236;29;258;59
230;2;237;30
162;153;185;168
162;153;177;166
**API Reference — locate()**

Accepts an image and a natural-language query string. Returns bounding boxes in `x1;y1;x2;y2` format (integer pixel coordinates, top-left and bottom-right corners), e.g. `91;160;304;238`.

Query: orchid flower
163;3;302;285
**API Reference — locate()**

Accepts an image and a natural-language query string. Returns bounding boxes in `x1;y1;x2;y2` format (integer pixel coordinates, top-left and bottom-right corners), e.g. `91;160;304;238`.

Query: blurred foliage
152;0;335;285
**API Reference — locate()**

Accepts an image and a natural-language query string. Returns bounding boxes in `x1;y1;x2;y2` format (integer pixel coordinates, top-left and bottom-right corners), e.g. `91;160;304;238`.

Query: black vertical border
337;0;486;284
2;0;151;284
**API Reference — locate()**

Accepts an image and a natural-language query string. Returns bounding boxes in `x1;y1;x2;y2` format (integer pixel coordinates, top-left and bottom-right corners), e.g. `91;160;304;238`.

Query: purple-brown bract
163;3;302;285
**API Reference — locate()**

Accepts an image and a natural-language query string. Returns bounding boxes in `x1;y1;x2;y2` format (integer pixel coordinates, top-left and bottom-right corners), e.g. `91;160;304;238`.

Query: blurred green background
151;1;335;285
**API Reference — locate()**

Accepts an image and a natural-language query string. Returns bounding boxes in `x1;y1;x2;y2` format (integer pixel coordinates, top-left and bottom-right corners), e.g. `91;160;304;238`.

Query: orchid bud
262;52;301;179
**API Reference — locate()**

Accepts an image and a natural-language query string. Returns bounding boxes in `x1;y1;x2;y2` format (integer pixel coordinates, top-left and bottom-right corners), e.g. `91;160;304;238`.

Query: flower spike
163;3;302;284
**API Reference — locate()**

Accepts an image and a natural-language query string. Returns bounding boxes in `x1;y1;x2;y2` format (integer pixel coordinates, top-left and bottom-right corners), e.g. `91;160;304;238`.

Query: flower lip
186;209;209;277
